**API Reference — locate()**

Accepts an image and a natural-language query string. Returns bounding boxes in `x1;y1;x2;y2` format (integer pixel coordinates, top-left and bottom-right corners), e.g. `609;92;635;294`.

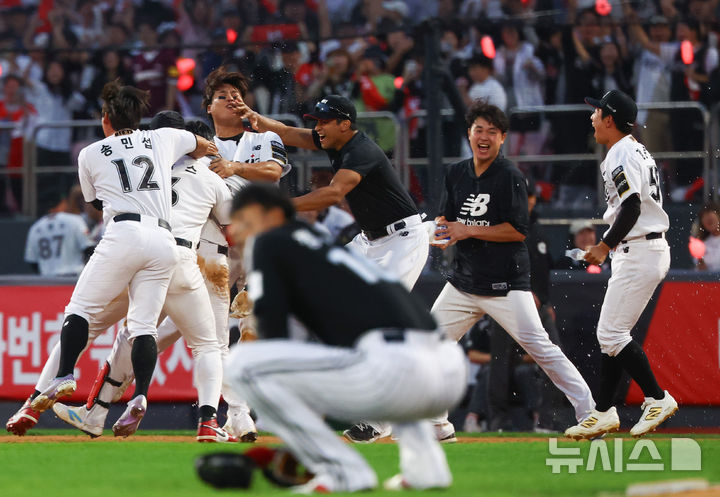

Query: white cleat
630;391;678;438
434;422;457;444
112;395;147;438
565;407;620;440
53;403;107;438
30;375;77;412
223;407;258;442
383;474;450;491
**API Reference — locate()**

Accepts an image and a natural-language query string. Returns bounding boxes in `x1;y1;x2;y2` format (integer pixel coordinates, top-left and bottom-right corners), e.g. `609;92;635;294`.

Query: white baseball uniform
34;154;232;412
596;135;671;356
24;212;93;276
68;128;196;339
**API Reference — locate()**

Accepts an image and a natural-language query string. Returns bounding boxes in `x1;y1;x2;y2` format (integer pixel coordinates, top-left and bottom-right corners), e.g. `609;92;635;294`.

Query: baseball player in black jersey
233;95;429;291
428;100;598;436
224;184;466;493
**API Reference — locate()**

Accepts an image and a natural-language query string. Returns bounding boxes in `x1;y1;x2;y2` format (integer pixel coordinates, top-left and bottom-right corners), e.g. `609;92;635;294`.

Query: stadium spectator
24;187;94;277
305;48;354;102
267;41;306;115
555;219;608;272
0;74;36;213
26;60;85;214
354;45;397;152
130;17;176;114
494;21;546;157
693;203;720;271
459;54;507;111
83;50;135;118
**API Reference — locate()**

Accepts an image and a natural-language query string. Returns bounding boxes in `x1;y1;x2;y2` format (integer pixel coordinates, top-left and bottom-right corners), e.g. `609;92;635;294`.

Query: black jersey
441;156;531;296
247;220;436;347
312;130;418;232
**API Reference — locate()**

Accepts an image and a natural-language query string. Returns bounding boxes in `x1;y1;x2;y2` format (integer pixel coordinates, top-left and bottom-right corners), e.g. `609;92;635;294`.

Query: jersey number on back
111;156;160;193
38;235;63;259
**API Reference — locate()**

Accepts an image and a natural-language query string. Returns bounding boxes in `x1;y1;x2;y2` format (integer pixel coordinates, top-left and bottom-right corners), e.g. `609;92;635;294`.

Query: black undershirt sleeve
251;237;290;339
91;199;103;211
29;262;39;274
602;193;641;248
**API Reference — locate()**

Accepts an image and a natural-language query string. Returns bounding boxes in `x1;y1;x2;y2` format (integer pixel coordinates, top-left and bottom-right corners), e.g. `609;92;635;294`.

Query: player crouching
224;184;467;492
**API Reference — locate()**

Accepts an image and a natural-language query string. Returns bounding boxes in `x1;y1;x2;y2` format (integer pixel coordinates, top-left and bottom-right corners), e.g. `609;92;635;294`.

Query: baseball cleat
565;407;620;440
197;417;239;443
383;474;450;491
6;399;41;436
630;391;678;438
434;422;457;443
223;408;258;443
343;422;392;444
30;375;77;412
52;403;106;438
290;475;334;494
112;395;147;438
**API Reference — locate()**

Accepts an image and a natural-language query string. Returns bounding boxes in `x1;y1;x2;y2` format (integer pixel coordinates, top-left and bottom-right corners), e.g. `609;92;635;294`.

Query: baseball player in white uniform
24;83;217;434
566;90;677;439
25;210;94;277
48;113;238;441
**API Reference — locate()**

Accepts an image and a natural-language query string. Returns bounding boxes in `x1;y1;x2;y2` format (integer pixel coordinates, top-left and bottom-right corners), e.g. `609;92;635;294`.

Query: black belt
199;240;229;256
620;232;663;244
174;238;193;249
363;220;407;241
113;213;171;232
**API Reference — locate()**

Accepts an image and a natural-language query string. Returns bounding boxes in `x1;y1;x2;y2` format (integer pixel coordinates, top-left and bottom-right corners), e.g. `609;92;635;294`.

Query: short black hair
600;109;633;135
185;119;214;140
232;184;295;219
202;66;250;112
468;53;494;70
101;80;150;130
465;99;509;133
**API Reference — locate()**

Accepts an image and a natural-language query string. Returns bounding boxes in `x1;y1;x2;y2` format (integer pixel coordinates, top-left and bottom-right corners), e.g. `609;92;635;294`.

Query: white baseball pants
348;215;429;290
597;238;670;356
65;217;178;339
431;284;595;421
227;331;467;492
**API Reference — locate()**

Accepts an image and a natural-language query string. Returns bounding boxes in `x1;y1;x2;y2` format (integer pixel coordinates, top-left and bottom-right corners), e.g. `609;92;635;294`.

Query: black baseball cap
585;90;637;129
150;110;185;130
304;95;357;123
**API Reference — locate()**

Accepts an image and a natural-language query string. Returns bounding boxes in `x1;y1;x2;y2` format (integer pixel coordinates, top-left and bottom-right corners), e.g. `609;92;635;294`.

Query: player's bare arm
188;135;218;159
293;169;362;212
209;156;282;182
434;216;525;249
231;101;319;150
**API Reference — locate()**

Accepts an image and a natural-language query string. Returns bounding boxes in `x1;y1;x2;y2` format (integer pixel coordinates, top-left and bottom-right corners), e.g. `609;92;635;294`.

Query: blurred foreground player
565;90;676;439
225;184;466;493
428;100;597;437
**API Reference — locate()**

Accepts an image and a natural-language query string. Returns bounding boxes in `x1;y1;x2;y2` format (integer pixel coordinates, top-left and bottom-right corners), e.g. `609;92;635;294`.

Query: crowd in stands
1;0;720;214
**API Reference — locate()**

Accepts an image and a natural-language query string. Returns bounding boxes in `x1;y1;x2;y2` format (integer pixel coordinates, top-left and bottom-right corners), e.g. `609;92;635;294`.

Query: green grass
1;431;718;497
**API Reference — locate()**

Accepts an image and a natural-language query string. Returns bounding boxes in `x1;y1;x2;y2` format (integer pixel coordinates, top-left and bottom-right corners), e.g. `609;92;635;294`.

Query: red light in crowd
681;40;694;65
587;264;602;274
226;29;238;44
394;76;404;89
481;36;496;59
0;65;3;78
688;236;706;259
595;0;611;16
177;74;194;91
176;57;196;74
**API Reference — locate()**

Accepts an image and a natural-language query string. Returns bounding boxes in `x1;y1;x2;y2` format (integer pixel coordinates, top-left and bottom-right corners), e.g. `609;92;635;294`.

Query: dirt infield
0;434;549;444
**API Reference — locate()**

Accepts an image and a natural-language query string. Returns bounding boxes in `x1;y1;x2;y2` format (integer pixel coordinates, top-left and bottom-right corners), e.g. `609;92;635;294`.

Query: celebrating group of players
5;64;680;493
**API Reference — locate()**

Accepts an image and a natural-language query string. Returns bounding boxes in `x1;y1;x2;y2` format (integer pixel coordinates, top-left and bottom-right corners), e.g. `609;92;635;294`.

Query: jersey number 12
112;156;160;193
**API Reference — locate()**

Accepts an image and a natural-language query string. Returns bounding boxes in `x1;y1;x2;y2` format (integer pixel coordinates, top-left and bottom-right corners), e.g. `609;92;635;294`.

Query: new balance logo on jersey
459;194;490;217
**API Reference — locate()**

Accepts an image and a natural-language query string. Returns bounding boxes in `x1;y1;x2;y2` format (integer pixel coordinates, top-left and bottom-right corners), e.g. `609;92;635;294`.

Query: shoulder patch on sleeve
270;140;287;163
613;166;630;197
